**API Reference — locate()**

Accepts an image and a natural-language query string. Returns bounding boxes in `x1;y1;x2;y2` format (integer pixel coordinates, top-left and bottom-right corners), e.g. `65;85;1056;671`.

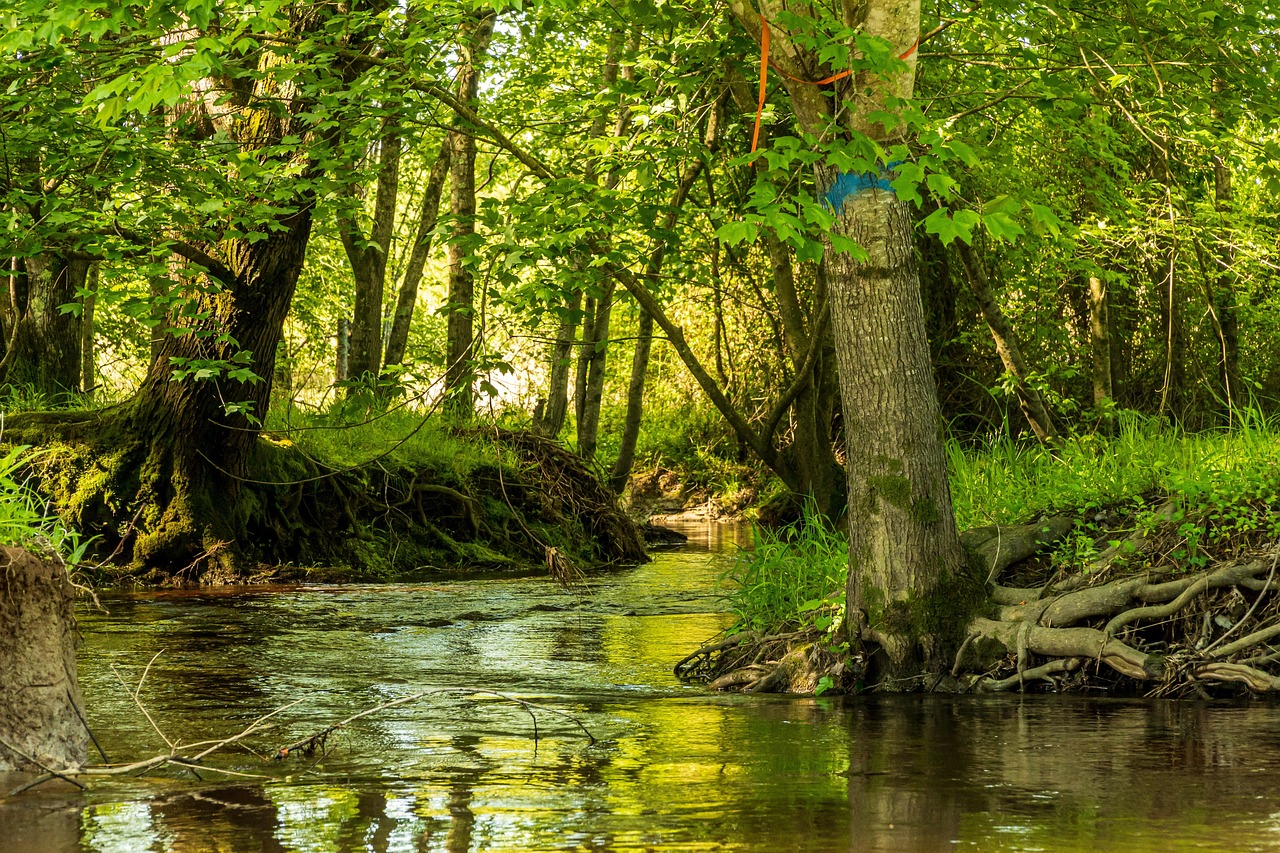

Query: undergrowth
726;410;1280;635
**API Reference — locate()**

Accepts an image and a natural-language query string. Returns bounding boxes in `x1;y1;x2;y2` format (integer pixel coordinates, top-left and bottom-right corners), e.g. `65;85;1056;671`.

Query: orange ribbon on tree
750;15;920;153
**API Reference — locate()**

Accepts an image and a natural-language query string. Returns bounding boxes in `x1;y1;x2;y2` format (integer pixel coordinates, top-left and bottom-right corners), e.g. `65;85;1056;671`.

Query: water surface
2;521;1279;851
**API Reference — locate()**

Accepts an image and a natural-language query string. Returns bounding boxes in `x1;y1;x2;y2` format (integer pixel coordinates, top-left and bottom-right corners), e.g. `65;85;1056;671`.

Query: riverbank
681;418;1280;697
8;406;646;585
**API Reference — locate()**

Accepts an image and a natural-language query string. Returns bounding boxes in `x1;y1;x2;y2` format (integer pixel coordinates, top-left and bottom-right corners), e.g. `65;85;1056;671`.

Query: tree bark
575;281;614;461
338;121;401;385
383;141;452;370
0;548;88;772
443;12;496;419
955;241;1058;444
729;0;968;679
1087;274;1114;414
1211;152;1240;412
608;308;653;491
0;253;86;398
80;263;97;398
534;290;581;438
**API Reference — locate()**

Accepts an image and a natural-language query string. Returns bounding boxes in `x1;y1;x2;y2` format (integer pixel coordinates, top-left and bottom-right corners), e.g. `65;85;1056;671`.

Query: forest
2;0;1280;849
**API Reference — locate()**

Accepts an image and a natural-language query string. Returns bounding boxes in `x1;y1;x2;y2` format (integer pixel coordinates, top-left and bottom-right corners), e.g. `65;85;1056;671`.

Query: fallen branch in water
4;660;597;798
275;688;596;759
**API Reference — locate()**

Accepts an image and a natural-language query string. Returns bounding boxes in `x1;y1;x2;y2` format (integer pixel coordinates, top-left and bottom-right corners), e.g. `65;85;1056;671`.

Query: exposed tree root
682;501;1280;697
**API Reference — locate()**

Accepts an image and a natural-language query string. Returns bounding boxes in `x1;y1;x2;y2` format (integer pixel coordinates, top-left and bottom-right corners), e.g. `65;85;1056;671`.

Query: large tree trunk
0;253;86;398
443;12;496;419
125;211;313;572
730;0;968;680
955;241;1058;444
0;548;87;772
827;189;968;676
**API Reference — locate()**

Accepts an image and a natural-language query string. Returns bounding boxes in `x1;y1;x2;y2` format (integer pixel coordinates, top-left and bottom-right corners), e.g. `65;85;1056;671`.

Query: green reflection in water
5;527;1279;852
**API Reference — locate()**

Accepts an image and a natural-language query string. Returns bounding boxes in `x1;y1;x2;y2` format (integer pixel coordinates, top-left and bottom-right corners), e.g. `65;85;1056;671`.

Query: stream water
3;522;1280;852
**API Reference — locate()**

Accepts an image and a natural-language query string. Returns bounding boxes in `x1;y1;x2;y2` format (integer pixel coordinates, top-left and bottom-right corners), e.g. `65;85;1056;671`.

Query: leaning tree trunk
123;214;314;573
0;548;88;772
955;240;1058;444
0;253;86;398
443;12;495;420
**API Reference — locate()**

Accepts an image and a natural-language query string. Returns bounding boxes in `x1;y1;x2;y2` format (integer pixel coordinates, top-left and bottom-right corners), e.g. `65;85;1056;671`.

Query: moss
867;474;912;512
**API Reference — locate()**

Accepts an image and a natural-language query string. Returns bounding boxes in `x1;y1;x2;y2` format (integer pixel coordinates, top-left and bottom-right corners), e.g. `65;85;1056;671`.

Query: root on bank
8;409;645;583
680;506;1280;697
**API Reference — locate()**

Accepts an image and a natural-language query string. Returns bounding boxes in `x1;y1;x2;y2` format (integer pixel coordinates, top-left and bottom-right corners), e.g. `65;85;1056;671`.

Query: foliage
723;502;847;635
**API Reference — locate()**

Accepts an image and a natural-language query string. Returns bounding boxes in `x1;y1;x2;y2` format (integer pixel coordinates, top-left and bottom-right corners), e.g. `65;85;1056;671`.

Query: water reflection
2;524;1280;851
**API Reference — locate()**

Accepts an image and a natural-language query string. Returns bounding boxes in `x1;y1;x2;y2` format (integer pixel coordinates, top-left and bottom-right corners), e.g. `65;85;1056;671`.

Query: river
2;522;1280;851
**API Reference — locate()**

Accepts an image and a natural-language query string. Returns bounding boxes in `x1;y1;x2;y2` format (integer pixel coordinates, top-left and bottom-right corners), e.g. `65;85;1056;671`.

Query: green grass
726;409;1280;634
723;501;848;636
0;443;84;557
262;402;504;478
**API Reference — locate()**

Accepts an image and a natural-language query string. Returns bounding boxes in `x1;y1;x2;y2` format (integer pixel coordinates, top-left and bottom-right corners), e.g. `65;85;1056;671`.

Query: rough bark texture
443;13;496;419
0;548;87;772
955;241;1057;443
729;0;970;678
0;253;86;397
827;189;969;675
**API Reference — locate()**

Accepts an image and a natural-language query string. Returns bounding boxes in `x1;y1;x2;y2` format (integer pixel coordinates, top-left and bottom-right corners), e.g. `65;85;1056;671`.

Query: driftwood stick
111;651;173;750
277;688;596;757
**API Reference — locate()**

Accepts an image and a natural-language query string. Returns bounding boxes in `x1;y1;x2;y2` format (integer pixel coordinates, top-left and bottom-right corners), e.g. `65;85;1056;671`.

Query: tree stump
0;548;88;771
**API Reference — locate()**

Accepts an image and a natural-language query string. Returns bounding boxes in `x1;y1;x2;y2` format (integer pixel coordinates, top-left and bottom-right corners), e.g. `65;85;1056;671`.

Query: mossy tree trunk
730;0;969;681
122;210;313;571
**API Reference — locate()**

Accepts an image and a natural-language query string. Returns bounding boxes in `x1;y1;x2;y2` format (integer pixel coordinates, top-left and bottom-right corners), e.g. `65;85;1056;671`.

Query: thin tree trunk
1087;274;1113;414
81;264;97;398
1211;152;1240;412
955;241;1058;444
535;289;580;437
336;316;350;383
443;12;496;419
338;121;401;384
576;280;614;460
608;309;653;492
574;292;596;426
383;141;452;370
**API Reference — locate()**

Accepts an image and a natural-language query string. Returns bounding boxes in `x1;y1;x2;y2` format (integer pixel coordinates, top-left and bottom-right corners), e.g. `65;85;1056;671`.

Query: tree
727;0;968;676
